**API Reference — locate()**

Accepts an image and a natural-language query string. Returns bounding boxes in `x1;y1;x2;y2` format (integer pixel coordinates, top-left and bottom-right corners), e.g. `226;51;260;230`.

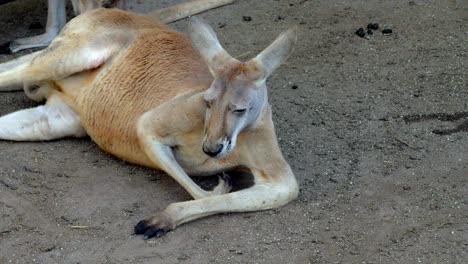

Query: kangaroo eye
233;108;247;114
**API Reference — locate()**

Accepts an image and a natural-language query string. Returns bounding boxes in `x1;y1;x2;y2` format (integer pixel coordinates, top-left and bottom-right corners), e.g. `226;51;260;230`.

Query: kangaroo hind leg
0;18;132;90
0;94;86;141
0;38;120;90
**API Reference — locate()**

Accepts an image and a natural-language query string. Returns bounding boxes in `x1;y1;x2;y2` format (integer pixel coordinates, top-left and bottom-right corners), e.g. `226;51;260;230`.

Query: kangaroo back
72;12;212;164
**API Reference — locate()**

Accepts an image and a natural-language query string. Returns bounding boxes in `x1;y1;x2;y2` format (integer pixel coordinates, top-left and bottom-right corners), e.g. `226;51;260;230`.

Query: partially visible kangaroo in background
0;6;299;239
0;0;233;53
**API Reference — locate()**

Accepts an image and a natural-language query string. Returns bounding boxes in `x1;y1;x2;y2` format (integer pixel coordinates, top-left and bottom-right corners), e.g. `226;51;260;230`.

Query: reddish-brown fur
0;6;299;238
62;10;212;166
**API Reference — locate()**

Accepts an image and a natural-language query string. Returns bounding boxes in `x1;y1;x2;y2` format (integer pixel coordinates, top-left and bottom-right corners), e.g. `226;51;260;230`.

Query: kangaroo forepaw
211;172;232;196
134;212;176;240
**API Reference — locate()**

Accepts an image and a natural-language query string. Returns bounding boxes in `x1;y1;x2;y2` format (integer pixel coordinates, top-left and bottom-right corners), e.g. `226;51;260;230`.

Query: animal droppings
382;28;393;35
355;28;366;38
292;84;298;89
242;16;252;22
367;29;373;35
367;23;379;30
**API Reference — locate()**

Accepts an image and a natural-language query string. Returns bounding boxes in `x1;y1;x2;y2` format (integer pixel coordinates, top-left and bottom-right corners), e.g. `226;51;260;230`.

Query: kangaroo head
189;17;296;158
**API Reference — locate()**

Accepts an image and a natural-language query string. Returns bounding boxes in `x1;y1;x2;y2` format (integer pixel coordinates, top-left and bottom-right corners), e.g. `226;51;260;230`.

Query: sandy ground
0;0;467;263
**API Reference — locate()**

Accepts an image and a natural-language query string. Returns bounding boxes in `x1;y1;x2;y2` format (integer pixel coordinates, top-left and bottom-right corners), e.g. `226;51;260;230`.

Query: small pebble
242;16;252;22
355;28;366;38
277;15;285;20
382;28;393;34
218;22;226;28
367;23;379;30
329;177;338;183
292;84;298;89
402;186;412;191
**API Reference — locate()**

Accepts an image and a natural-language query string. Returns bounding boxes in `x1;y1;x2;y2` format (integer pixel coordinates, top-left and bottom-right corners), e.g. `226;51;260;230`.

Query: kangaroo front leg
138;136;232;200
0;95;86;141
137;95;232;200
8;0;66;53
135;167;299;239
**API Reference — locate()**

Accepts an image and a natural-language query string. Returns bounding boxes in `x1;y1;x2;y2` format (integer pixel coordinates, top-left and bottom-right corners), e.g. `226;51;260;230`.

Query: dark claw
134;213;174;240
135;218;172;239
143;227;167;240
155;229;166;238
134;220;148;234
220;172;232;186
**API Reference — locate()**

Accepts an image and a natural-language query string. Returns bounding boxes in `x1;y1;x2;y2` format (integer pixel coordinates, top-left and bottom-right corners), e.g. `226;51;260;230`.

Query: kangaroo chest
170;128;237;176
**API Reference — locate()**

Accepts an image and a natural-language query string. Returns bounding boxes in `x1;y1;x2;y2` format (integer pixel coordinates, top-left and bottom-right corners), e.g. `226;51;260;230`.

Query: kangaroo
0;8;299;239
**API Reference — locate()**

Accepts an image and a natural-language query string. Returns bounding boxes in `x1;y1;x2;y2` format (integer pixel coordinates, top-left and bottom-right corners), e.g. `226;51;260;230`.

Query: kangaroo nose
203;144;223;157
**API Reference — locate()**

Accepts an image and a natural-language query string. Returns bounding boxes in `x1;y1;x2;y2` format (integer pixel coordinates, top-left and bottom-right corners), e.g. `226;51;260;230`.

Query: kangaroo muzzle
202;137;231;158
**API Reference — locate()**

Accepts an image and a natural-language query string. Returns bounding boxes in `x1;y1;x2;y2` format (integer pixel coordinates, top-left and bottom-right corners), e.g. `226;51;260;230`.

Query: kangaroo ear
189;17;232;75
250;28;297;79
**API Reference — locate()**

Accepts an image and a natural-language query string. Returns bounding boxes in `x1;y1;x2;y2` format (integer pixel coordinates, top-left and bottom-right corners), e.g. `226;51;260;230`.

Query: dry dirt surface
0;0;467;263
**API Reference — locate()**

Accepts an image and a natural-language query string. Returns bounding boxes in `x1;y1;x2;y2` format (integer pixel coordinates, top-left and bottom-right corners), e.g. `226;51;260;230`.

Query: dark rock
329;177;338;183
402;186;412;191
242;16;252;22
